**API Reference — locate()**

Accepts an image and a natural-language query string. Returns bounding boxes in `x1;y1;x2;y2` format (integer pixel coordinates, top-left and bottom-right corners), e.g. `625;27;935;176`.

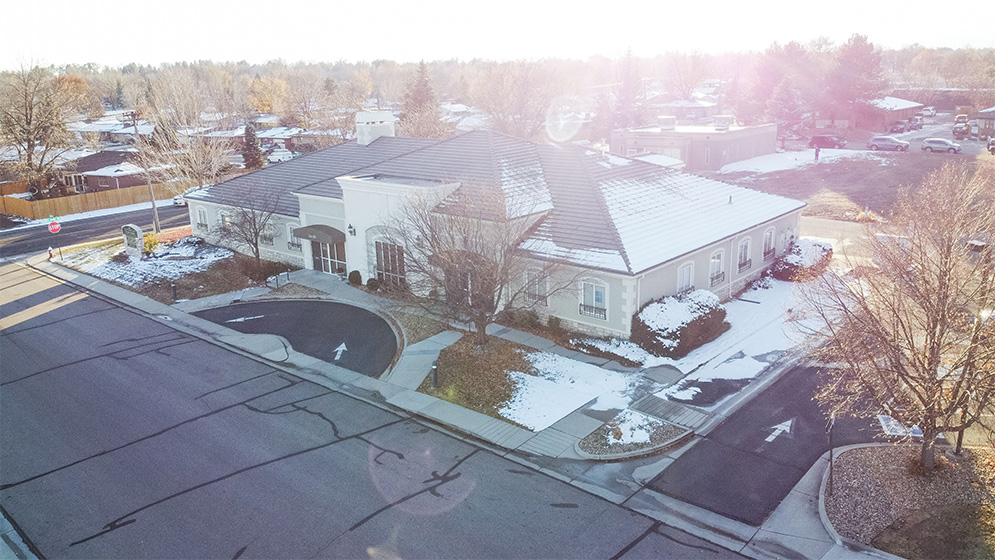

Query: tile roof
189;136;437;216
67;151;132;173
195;130;805;275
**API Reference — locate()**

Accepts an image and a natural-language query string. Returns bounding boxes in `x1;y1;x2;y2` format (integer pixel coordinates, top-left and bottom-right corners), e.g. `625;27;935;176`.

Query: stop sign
48;222;61;233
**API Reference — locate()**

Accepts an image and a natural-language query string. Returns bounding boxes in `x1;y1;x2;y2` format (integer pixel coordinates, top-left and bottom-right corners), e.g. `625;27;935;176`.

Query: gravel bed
825;445;995;544
578;421;686;456
265;283;328;298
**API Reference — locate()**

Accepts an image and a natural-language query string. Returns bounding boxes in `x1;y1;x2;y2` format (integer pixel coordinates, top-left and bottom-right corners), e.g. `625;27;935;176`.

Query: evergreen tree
399;61;449;138
825;35;886;118
114;80;126;110
242;123;264;169
614;49;645;129
766;77;807;134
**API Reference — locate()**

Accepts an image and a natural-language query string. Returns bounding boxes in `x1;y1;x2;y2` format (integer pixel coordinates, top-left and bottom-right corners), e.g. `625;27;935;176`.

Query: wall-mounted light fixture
347;224;356;236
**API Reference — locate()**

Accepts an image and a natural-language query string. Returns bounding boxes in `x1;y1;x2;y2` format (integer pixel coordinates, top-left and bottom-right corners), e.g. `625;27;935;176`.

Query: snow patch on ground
607;409;664;445
60;237;232;287
717;149;892;175
499;351;643;431
783;239;832;267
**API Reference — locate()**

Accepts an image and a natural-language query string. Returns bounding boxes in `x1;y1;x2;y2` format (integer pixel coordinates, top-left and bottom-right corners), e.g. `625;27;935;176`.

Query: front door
311;241;346;275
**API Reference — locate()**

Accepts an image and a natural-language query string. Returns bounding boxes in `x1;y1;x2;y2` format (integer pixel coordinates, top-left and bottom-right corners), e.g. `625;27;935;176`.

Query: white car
867;136;910;151
172;186;200;206
921;106;936;117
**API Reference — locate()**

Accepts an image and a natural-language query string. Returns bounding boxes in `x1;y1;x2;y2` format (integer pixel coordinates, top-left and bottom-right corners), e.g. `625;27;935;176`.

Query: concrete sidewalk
15;258;895;560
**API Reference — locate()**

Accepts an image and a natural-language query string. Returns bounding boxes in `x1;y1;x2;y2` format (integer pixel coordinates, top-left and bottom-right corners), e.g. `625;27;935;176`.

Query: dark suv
809;134;847;149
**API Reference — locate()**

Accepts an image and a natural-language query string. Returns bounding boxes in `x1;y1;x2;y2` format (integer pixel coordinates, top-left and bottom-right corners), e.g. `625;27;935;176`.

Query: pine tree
825;35;886;116
766;77;807;134
242;123;264;169
399;62;448;138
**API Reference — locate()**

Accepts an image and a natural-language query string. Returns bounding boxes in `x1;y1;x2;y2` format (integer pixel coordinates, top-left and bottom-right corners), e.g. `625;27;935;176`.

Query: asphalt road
0;263;743;559
647;366;882;526
194;301;397;377
0;204;189;259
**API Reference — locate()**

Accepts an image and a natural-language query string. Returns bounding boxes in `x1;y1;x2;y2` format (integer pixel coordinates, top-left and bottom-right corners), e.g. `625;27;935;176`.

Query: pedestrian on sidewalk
814;146;821;161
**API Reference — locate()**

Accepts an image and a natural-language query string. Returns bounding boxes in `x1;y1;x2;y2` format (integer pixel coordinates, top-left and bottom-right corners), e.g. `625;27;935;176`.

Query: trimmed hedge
631;290;730;359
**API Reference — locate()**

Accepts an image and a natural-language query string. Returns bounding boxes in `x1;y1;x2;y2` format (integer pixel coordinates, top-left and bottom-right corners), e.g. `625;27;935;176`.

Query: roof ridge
582;151;635;274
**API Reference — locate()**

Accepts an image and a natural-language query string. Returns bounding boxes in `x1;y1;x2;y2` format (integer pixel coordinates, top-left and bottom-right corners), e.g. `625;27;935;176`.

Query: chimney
355;111;395;145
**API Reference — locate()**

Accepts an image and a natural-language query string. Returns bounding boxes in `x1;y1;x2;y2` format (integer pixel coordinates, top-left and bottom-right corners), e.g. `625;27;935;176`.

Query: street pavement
193;300;397;377
0;262;741;559
646;366;882;526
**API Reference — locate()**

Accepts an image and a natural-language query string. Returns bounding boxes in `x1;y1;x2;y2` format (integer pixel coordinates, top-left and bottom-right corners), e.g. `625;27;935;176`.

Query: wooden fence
0;181;29;196
0;182;190;220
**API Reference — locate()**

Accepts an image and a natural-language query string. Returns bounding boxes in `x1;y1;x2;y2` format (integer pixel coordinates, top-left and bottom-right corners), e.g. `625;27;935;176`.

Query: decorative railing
738;259;752;273
677;285;695;297
195;222;208;231
287;240;302;251
525;292;548;306
763;249;775;261
579;303;607;319
709;272;725;286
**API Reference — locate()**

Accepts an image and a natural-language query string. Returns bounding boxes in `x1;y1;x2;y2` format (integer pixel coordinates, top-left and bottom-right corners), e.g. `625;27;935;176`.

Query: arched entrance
292;224;347;275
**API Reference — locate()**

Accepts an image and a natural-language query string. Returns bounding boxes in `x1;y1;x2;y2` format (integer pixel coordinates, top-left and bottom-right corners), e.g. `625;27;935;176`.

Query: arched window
709;251;725;286
763;228;776;261
738;238;752;272
677;262;694;294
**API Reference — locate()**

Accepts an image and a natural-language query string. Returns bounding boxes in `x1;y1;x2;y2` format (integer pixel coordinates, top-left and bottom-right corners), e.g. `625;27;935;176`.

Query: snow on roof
634;153;685;168
203;126;246;138
660;99;717;108
872;96;923;111
81;162;145;177
257;127;306;139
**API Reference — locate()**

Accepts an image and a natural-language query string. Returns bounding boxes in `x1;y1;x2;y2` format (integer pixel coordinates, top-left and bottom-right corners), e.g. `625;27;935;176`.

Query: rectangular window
260;224;275;246
196;208;208;231
287;225;302;251
709;253;725;286
375;241;406;286
678;263;693;294
319;242;347;275
738;239;752;272
525;270;547;306
763;230;775;261
218;212;231;232
580;282;606;319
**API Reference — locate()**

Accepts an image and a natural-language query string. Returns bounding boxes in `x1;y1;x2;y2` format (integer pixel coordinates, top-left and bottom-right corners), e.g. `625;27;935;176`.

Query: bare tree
473;61;561;140
0;65;91;187
380;189;572;346
133;69;232;193
213;179;280;274
801;162;995;470
662;52;711;101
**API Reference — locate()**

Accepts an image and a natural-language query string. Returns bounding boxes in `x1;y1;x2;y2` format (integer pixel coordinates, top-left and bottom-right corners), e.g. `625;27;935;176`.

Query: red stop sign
48;222;61;233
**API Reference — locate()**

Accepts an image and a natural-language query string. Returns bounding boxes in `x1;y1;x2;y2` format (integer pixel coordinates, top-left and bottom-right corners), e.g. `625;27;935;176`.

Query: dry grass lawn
705;152;985;220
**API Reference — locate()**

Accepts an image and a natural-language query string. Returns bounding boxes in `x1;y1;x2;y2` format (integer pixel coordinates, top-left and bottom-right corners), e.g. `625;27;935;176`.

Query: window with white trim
196;208;208;231
287;224;302;251
738;238;752;272
525;269;548;306
677;263;693;294
218;211;231;231
375;240;406;286
580;281;607;320
260;223;275;246
762;228;775;261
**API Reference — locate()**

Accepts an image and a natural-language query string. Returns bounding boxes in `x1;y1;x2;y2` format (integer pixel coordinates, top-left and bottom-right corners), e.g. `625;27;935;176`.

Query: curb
573;428;694;461
817;443;916;560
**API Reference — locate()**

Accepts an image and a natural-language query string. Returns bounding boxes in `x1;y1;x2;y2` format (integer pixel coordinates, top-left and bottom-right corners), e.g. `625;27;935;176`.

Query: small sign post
48;221;61;234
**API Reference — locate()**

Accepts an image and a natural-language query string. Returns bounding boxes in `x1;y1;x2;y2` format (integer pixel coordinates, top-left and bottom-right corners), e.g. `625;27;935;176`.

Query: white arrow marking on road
334;343;348;361
225;315;265;323
765;419;794;442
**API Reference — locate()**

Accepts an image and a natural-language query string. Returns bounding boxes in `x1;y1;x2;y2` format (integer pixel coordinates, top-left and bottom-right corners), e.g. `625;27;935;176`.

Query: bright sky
4;0;993;70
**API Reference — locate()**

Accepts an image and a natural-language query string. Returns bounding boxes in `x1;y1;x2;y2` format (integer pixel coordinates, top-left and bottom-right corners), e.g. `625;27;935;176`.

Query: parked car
921;138;962;153
908;116;924;130
953;123;972;140
172;186;200;206
988;138;995;155
954;114;970;124
888;121;908;134
809;134;847;149
921;106;936;117
867;136;910;151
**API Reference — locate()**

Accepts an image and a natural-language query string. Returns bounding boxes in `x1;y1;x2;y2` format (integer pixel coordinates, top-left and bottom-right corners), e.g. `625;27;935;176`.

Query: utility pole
131;110;161;233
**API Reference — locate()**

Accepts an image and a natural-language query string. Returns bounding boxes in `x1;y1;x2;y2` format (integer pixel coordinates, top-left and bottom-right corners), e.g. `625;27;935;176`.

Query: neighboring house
189;111;804;339
609;116;778;172
60;150;137;192
975;105;995;139
858;96;923;132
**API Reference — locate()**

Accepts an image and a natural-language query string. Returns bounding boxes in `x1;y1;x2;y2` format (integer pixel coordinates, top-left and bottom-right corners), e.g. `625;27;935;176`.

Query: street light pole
131;111;161;233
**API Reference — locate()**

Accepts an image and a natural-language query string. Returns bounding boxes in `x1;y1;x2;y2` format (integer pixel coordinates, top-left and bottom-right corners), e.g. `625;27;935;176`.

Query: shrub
496;308;541;330
631;290;730;358
110;251;129;263
547;316;563;333
366;278;382;292
348;270;362;285
772;239;833;282
142;233;159;256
